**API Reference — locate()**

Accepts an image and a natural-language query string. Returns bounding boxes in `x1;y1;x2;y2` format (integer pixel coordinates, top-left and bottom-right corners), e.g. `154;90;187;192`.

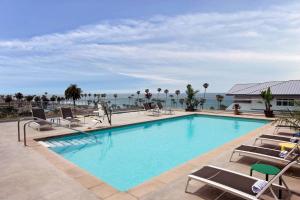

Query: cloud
1;2;300;93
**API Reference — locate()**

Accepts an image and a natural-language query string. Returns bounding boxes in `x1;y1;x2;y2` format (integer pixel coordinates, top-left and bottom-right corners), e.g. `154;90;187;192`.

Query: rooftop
1;111;300;200
226;80;300;96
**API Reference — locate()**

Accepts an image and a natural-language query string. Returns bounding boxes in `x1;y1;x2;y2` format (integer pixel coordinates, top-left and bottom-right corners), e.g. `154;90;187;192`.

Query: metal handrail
17;117;98;146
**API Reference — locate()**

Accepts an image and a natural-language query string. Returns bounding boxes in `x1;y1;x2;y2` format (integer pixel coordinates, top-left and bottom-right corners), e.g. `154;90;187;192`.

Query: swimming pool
45;115;268;191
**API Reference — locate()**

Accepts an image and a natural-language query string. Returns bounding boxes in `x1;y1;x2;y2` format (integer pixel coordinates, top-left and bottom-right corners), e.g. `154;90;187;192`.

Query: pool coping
30;112;273;200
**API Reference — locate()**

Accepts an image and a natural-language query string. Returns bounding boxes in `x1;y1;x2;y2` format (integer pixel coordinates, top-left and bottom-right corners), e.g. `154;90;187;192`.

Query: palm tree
88;93;91;100
202;83;209;109
145;89;150;102
261;87;274;117
145;92;152;102
25;95;35;106
203;83;209;98
175;90;180;107
101;93;107;101
57;96;62;105
93;94;97;101
15;92;23;102
164;89;169;106
4;95;13;106
50;95;57;109
179;98;185;108
128;96;132;105
41;95;49;109
113;94;118;105
185;84;199;111
65;84;82;108
157;88;162;99
216;94;224;110
136;91;140;105
60;97;65;103
34;96;41;106
275;101;300;128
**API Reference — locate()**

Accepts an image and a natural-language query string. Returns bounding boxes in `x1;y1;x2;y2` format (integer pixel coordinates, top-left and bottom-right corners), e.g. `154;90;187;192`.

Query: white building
226;80;300;112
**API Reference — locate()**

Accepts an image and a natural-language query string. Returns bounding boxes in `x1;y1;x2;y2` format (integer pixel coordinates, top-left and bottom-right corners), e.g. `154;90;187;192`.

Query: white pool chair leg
185;177;191;193
269;186;279;200
229;151;235;162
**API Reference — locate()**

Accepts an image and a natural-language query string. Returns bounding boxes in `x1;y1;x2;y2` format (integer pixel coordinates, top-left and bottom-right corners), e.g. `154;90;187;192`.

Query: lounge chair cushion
236;145;282;158
259;135;291;142
191;166;256;195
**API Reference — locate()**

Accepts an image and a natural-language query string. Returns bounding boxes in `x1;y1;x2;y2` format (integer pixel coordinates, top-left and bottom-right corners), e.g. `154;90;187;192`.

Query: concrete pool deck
1;111;300;200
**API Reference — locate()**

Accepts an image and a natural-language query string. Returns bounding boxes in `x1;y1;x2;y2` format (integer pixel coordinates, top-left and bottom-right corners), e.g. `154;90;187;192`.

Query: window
276;99;295;107
276;101;282;106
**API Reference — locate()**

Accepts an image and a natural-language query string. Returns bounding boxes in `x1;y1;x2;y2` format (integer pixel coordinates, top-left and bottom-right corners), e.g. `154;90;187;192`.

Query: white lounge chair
143;103;160;116
29;108;52;131
254;134;299;145
185;160;297;200
157;102;174;115
230;144;299;164
60;107;81;128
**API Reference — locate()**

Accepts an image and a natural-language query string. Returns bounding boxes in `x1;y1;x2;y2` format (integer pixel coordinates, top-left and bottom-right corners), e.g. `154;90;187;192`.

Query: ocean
63;93;233;110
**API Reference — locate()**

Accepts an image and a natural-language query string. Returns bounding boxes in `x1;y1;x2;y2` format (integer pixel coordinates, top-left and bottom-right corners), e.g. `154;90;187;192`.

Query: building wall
228;95;300;111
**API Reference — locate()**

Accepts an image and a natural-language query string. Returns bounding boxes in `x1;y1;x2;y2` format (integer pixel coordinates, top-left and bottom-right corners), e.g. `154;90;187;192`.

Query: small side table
250;163;282;198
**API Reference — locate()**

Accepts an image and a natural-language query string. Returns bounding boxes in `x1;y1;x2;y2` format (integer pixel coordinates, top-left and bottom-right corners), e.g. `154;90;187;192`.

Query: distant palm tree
171;98;176;107
179;98;185;108
144;92;152;102
50;95;56;102
65;84;82;108
44;92;48;97
136;91;140;105
101;93;106;101
157;88;162;99
128;96;132;105
202;83;209;109
25;95;34;106
41;95;49;109
144;89;152;102
113;94;118;105
164;89;169;106
4;95;13;106
50;95;57;109
216;94;224;110
175;90;180;107
34;96;41;104
57;96;62;105
15;92;23;102
93;94;97;100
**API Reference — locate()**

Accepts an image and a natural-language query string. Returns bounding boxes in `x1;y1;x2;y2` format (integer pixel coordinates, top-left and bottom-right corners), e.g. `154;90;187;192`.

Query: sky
0;0;300;94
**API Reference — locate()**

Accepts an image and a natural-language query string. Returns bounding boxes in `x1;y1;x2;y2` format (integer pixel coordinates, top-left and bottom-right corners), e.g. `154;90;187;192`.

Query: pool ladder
17;117;98;146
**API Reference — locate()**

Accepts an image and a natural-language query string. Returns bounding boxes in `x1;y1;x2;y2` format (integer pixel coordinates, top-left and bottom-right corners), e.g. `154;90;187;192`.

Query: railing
17;117;98;146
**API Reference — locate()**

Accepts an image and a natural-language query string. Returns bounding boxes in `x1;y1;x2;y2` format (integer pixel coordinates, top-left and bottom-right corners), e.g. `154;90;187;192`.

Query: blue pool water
47;115;268;191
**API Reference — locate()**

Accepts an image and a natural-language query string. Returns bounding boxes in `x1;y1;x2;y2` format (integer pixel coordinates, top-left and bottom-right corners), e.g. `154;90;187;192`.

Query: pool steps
39;138;97;148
